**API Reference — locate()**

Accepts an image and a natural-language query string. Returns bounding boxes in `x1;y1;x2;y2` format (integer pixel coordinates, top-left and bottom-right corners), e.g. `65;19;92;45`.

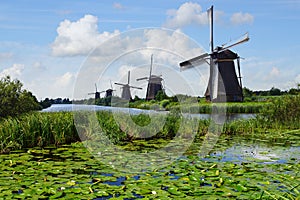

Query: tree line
1;76;299;118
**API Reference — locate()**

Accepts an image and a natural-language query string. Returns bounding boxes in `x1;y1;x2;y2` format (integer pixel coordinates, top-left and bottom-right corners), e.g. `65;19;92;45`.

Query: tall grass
0;112;78;153
169;102;267;114
0;95;299;153
258;95;300;129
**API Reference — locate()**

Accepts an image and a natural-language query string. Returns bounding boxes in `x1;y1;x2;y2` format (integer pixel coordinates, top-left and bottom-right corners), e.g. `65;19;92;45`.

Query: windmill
179;6;249;102
137;54;164;100
103;80;115;98
115;71;142;100
88;83;102;99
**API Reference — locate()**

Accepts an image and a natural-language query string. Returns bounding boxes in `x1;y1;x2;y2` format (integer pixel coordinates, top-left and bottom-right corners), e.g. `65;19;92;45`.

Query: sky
0;0;299;100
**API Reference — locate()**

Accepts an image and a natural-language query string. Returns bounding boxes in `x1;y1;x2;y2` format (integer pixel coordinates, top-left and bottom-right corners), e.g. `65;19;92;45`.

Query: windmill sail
208;5;214;53
221;33;249;52
179;53;209;69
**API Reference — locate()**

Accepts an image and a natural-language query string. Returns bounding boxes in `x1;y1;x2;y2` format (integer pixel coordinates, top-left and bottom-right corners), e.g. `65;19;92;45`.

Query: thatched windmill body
180;6;249;102
137;55;164;100
115;71;142;100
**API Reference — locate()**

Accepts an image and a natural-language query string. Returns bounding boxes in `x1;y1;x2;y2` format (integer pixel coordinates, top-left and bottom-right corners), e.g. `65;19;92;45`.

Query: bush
259;95;300;128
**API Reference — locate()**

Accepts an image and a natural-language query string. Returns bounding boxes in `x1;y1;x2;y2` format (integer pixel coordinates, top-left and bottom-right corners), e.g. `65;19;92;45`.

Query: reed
0;94;299;153
0;112;79;153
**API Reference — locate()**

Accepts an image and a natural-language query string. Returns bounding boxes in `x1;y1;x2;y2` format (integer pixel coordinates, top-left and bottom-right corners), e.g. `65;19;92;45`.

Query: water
41;104;255;121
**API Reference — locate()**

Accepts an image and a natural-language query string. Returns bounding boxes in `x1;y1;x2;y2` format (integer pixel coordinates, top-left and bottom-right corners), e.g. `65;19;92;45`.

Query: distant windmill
88;83;102;99
137;54;164;100
179;6;249;102
115;71;142;100
103;80;115;98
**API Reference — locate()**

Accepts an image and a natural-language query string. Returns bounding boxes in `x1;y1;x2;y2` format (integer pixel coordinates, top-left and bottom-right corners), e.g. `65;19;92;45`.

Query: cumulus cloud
164;2;208;29
230;12;254;25
0;64;24;79
73;28;207;99
51;15;120;57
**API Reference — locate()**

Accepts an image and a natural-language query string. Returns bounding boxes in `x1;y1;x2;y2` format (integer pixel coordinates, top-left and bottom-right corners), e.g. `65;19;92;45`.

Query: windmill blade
110;80;113;90
115;82;127;86
179;53;209;69
220;33;249;52
95;83;98;92
149;54;153;79
127;71;131;84
130;86;143;90
136;77;148;81
207;5;214;53
211;60;219;100
237;57;243;88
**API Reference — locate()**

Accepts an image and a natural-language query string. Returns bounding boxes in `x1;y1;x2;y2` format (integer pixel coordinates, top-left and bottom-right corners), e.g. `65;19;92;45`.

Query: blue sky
0;0;299;99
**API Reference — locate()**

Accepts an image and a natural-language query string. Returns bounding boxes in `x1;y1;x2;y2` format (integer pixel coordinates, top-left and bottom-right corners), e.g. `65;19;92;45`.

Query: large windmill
137;54;164;100
88;83;101;99
179;6;249;102
115;71;142;100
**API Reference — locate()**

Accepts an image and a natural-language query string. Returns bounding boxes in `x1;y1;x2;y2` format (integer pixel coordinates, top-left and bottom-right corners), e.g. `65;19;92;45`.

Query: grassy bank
0;95;299;153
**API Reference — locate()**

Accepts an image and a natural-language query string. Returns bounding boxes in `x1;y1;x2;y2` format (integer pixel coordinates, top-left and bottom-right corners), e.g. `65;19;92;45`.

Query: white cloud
0;52;13;62
269;67;280;77
33;61;47;70
73;28;207;99
164;2;208;29
230;12;254;25
51;15;120;57
0;64;24;79
113;2;124;10
55;72;76;88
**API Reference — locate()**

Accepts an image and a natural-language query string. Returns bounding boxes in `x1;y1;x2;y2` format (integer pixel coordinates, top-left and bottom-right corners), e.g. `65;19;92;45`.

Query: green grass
0;95;299;153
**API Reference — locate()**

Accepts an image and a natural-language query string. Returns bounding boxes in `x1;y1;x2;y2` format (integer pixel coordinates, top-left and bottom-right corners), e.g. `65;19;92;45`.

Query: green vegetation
1;94;299;153
0;112;79;153
0;133;299;199
0;84;299;199
0;76;41;118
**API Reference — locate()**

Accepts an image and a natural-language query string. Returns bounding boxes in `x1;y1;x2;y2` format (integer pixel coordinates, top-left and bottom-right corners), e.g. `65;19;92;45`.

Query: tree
269;87;281;96
155;90;168;101
243;87;253;97
0;76;41;118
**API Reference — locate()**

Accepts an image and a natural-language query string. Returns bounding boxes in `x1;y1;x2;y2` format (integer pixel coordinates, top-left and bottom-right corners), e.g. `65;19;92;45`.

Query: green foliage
0;76;41;118
243;87;253;98
1;94;299;153
259;95;300;128
154;90;167;101
0;112;79;153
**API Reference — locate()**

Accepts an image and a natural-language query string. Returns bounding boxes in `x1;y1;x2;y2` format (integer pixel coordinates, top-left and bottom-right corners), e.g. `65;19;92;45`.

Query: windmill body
205;48;243;102
105;89;114;97
137;55;164;100
115;71;142;100
88;84;102;99
179;6;248;102
145;75;163;100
